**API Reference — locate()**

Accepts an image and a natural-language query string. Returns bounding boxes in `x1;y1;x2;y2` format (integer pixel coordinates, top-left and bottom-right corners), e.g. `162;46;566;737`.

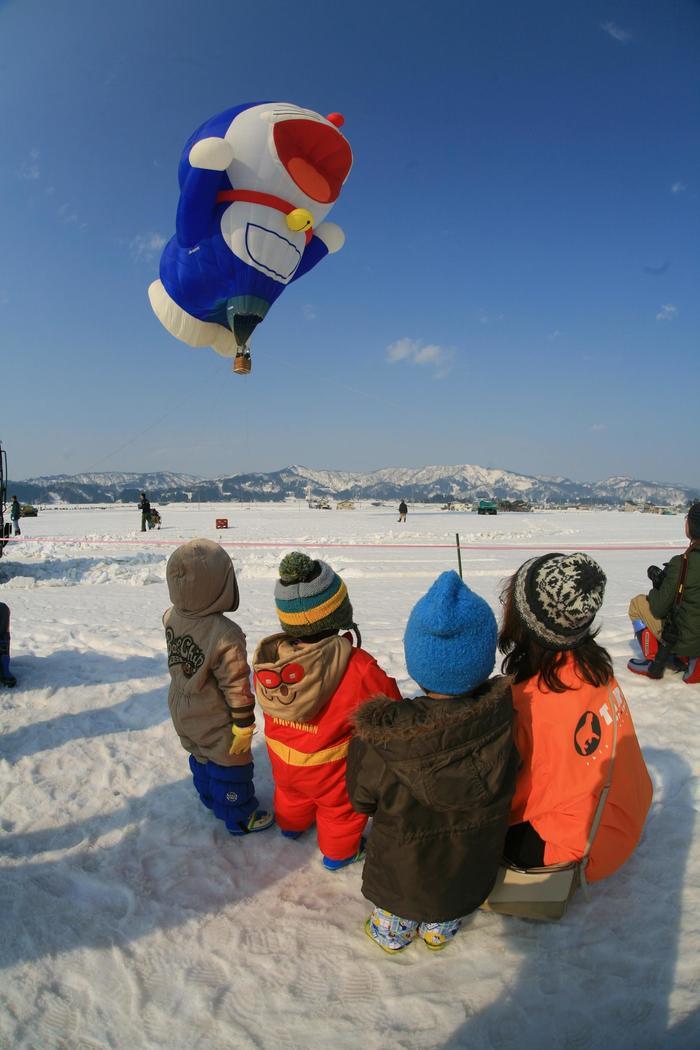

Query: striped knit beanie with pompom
274;552;354;638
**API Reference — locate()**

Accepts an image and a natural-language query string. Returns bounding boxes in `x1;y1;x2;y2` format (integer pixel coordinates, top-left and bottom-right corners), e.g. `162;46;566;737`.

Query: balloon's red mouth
273;119;352;204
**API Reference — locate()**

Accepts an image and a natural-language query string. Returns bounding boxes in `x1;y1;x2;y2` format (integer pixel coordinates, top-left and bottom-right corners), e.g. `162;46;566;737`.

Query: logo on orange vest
574;711;601;756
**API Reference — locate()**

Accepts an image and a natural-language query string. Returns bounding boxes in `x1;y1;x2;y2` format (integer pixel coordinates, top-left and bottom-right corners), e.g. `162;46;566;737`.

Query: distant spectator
10;496;21;536
398;500;408;523
138;492;152;532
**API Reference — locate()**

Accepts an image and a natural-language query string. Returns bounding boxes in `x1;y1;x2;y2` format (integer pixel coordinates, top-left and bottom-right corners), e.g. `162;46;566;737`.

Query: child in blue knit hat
347;570;517;952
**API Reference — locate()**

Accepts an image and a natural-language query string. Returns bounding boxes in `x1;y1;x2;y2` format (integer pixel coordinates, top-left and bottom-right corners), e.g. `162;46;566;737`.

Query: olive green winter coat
648;546;700;657
346;676;517;922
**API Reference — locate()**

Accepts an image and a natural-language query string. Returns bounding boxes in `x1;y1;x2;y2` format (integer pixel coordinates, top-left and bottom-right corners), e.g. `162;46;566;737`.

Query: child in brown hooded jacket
163;538;273;834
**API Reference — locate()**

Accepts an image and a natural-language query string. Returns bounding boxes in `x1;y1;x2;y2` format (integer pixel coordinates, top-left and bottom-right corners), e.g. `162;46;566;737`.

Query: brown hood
166;538;239;617
253;632;353;723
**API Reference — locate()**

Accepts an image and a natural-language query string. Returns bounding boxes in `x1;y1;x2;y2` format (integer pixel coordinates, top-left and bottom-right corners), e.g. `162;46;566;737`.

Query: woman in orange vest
499;552;652;881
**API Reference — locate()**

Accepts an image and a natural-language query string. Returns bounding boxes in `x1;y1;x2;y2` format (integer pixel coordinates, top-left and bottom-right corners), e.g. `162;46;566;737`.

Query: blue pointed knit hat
403;571;497;695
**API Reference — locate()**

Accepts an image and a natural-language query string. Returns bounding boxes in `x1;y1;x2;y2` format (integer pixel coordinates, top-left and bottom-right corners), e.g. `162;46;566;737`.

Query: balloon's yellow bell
286;207;314;232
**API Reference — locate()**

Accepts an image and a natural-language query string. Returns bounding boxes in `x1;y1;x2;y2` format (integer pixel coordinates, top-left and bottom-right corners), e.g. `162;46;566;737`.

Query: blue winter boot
323;837;366;871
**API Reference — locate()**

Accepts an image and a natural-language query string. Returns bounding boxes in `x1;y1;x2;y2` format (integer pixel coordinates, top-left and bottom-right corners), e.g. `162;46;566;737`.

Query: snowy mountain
9;464;699;507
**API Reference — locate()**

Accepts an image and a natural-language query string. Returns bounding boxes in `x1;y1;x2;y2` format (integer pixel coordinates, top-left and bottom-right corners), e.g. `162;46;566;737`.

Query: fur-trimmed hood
351;676;514;812
353;675;512;746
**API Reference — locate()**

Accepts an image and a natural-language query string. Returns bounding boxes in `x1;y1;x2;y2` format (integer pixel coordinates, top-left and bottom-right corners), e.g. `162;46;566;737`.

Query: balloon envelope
148;102;352;365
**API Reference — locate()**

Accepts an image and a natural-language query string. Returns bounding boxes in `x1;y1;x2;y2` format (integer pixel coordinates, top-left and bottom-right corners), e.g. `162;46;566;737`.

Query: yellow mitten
229;723;255;756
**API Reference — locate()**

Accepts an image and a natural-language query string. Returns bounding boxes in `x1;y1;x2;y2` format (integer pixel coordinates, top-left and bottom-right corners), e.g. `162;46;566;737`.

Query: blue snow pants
189;756;259;833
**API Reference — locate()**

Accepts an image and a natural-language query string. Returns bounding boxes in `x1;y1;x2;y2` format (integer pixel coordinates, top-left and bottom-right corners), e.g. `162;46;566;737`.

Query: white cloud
477;311;504;325
601;21;631;43
58;202;79;225
18;148;40;181
656;303;677;322
303;304;317;321
671;181;687;194
386;337;454;378
130;232;167;261
548;329;561;341
591;423;607;432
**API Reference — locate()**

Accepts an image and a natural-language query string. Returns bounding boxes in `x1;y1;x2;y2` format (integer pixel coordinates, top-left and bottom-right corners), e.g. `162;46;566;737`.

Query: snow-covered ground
1;504;697;1049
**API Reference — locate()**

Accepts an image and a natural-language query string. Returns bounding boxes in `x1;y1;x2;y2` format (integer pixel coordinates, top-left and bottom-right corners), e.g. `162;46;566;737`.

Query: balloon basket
233;351;252;375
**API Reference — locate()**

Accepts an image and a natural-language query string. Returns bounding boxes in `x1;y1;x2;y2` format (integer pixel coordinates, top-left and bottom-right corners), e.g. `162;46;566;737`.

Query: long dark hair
498;572;613;692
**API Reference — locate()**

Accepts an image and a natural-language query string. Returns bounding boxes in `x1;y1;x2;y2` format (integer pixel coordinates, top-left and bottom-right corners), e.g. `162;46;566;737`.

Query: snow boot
228;809;275;835
365;909;417;952
627;657;664;679
364;919;410;953
280;829;305;840
683;658;700;685
418;919;462;951
323;837;366;871
634;624;659;660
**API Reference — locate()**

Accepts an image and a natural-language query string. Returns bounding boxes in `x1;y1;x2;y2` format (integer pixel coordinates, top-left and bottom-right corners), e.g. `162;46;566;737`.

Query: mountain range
8;464;699;507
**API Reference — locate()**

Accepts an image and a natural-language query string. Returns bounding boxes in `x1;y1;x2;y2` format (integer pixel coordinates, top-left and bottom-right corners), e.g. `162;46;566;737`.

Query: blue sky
1;0;698;485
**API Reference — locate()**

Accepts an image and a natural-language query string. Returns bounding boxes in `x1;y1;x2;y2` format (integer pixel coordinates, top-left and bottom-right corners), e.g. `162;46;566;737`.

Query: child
347;571;517;952
252;552;401;869
499;552;652;878
163;538;273;834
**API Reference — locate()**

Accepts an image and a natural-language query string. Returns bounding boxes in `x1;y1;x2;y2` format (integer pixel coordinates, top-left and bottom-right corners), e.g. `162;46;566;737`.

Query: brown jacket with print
163;539;255;766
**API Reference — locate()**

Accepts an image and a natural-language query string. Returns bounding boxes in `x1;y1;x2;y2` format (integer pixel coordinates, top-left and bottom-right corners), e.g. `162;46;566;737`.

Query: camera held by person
646;564;667;590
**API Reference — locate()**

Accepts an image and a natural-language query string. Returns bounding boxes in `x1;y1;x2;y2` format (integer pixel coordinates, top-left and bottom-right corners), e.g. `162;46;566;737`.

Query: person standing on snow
163;538;274;835
10;496;21;536
138;492;152;532
398;500;408;523
348;571;517;952
253;552;401;870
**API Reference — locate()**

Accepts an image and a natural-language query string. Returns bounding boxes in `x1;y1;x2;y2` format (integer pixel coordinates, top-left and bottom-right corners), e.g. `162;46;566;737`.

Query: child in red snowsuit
253;552;401;869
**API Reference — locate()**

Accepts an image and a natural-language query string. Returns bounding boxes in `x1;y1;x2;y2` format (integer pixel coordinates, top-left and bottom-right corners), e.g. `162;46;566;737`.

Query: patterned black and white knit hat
513;552;606;650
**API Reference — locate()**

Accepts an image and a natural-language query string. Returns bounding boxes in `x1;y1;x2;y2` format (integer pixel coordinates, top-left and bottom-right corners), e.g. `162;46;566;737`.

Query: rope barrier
1;536;686;553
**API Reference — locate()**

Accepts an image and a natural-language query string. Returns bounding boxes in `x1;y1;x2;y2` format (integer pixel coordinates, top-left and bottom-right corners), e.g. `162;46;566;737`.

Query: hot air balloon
148;102;352;373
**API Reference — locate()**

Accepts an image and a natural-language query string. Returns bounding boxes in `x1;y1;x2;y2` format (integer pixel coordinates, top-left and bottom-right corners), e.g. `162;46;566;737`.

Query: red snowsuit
253;633;401;860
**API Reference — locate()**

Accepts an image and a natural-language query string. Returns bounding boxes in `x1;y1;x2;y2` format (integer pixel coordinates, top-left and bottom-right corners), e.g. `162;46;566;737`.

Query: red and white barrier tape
1;536;686;553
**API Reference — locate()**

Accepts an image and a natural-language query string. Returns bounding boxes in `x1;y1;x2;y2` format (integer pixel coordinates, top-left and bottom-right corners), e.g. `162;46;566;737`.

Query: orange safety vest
510;656;652;881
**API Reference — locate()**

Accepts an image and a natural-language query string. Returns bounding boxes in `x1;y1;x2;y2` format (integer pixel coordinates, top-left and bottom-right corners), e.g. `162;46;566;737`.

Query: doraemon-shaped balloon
148;102;352;373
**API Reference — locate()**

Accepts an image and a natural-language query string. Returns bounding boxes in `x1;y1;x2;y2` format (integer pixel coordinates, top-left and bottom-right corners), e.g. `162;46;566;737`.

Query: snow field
0;504;697;1049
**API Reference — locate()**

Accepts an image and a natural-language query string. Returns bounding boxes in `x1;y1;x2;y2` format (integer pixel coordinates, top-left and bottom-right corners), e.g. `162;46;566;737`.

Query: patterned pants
367;906;462;951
